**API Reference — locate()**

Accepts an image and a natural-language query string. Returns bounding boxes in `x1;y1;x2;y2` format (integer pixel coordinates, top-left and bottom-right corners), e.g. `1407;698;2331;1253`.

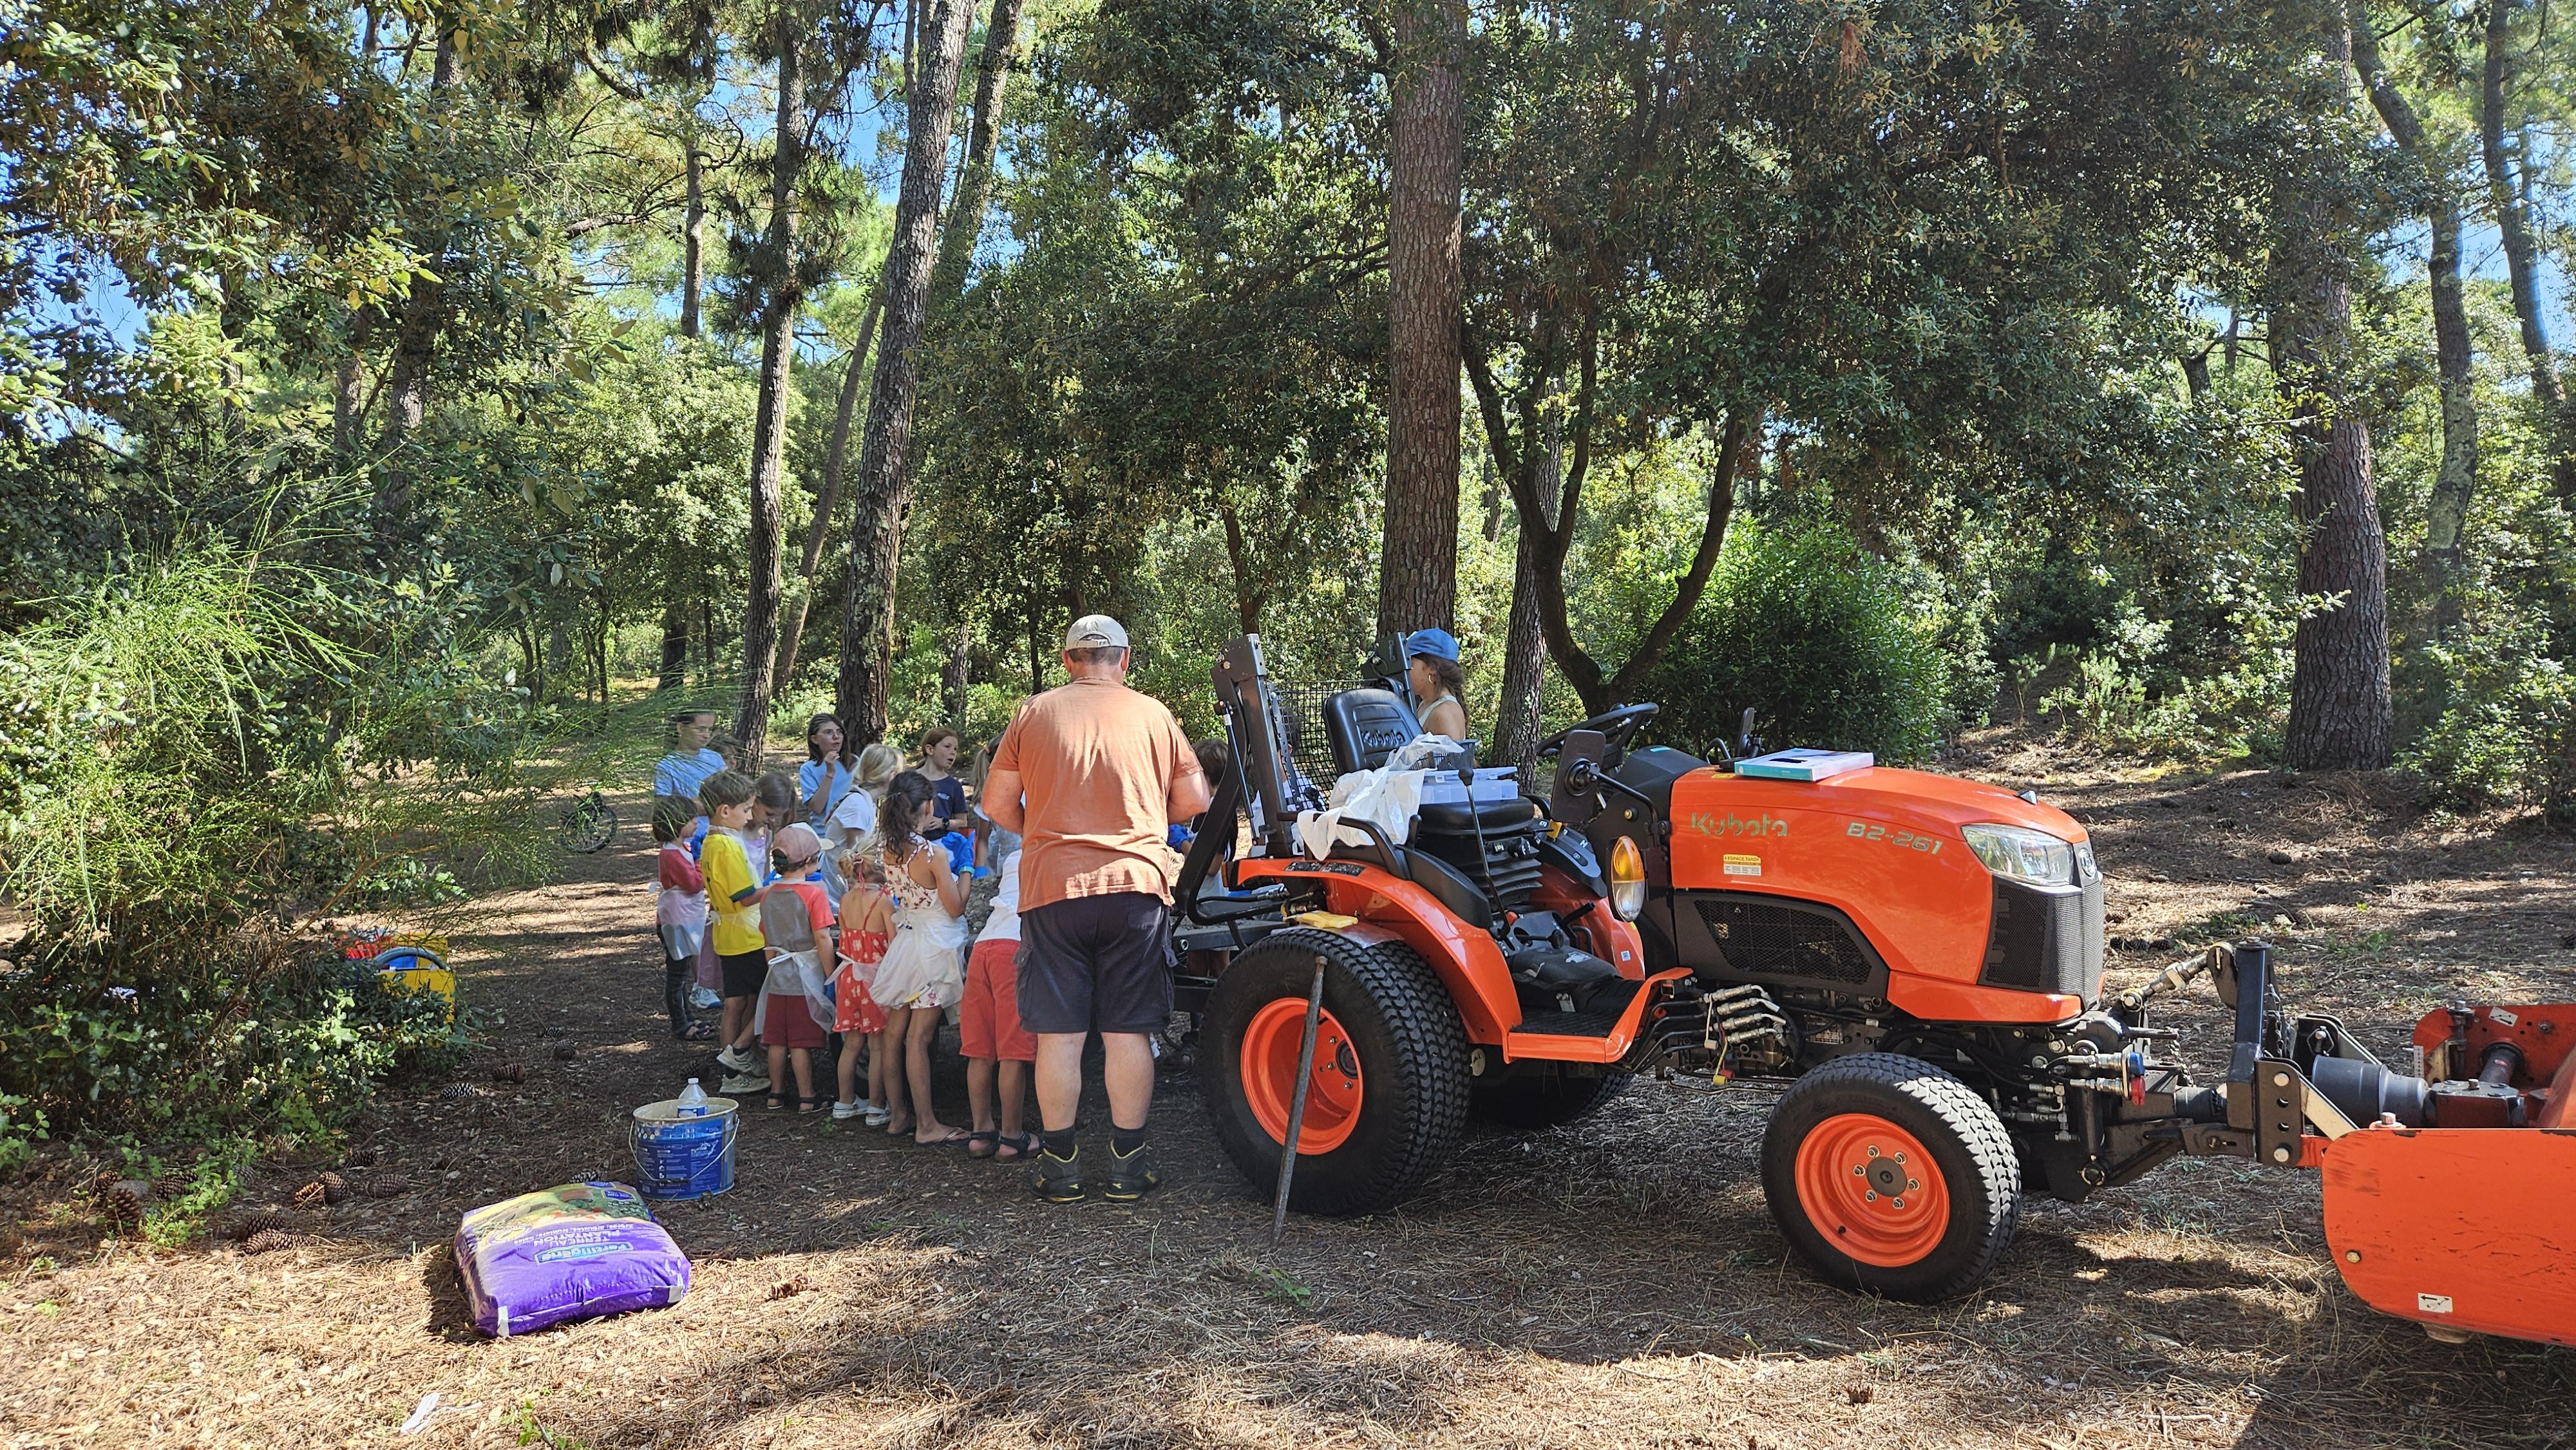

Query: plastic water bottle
676;1078;710;1116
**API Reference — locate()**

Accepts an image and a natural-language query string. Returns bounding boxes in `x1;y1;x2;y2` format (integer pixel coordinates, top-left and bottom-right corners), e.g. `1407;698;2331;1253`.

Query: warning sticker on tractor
1723;854;1762;878
2417;1293;2454;1315
2490;1008;2518;1026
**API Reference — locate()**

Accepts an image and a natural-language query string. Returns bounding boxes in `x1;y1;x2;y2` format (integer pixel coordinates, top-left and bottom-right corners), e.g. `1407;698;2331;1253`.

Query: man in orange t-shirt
985;615;1211;1204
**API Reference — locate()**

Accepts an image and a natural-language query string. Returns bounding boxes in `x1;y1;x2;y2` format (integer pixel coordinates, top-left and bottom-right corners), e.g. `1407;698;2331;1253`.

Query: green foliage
1636;523;1952;764
2399;616;2576;816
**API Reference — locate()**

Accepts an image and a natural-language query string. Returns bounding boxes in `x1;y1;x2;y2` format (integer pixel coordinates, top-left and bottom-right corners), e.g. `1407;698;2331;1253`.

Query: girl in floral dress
865;771;969;1145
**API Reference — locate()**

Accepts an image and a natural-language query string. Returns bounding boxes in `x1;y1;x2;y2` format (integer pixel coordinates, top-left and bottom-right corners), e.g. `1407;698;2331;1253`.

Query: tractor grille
1690;895;1877;986
1978;874;2104;1003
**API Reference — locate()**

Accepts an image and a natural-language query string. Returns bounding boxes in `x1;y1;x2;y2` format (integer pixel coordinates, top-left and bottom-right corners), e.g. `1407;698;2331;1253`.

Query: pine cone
104;1180;149;1229
151;1168;191;1200
490;1063;526;1084
344;1145;379;1169
357;1171;410;1200
439;1082;478;1102
241;1229;319;1255
222;1210;302;1243
292;1180;327;1210
316;1171;350;1205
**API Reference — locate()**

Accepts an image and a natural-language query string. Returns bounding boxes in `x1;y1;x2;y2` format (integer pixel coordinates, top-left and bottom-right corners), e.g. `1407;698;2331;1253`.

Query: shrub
2400;618;2576;816
1636;522;1951;762
2027;594;2295;760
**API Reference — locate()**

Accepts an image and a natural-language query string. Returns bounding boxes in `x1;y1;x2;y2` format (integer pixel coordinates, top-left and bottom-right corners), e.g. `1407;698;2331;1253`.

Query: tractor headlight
1607;836;1646;920
1962;824;2077;885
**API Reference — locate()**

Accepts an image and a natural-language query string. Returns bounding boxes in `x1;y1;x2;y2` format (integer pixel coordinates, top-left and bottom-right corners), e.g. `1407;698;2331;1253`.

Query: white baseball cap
1063;614;1129;650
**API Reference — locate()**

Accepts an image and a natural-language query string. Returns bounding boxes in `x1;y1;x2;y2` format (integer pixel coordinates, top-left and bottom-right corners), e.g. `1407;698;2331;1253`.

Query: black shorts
1015;893;1172;1037
717;948;768;1000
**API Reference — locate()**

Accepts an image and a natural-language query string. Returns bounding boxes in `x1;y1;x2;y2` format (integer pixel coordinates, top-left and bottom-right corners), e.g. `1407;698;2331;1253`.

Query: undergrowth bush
1638;522;1952;762
0;505;659;1176
2399;617;2576;817
2029;596;2294;759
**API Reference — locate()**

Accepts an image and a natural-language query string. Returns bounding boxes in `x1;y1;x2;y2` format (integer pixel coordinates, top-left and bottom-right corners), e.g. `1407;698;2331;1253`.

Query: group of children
649;710;1039;1157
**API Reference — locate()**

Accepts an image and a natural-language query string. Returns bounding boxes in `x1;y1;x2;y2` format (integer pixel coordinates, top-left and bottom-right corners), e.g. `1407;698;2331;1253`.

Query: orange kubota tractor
1171;635;2576;1347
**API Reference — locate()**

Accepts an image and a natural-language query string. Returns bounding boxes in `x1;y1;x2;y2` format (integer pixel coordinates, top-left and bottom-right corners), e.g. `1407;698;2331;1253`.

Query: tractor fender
1231;856;1522;1044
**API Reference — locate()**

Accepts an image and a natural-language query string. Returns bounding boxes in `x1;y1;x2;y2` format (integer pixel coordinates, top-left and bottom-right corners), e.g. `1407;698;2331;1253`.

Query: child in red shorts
756;825;836;1112
961;846;1036;1160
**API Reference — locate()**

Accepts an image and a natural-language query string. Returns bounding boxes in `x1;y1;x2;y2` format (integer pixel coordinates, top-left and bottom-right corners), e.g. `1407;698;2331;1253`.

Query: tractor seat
1323;688;1421;775
1416;796;1542;834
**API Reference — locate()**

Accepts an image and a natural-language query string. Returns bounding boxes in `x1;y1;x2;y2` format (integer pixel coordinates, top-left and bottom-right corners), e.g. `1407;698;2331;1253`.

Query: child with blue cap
1403;627;1469;741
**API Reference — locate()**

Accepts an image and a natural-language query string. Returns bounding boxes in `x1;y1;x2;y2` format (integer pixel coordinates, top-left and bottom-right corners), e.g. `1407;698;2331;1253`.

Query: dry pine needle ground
3;736;2571;1449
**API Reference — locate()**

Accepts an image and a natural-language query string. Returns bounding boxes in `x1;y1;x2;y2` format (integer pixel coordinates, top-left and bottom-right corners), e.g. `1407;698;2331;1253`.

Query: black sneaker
1032;1145;1084;1203
1103;1142;1159;1201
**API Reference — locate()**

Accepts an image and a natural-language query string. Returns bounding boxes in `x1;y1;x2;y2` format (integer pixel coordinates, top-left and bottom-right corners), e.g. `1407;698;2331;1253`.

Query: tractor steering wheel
1535;703;1659;760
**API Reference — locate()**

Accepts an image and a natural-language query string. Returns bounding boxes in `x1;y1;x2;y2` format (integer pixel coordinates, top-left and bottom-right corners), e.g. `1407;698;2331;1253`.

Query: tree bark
1218;496;1267;634
1377;0;1466;639
2481;0;2576;507
334;319;367;460
732;6;808;770
2353;1;2476;603
941;617;972;726
2276;15;2393;771
372;24;463;537
1492;401;1560;778
658;594;689;690
772;288;885;689
833;0;977;744
930;0;1026;301
681;141;705;339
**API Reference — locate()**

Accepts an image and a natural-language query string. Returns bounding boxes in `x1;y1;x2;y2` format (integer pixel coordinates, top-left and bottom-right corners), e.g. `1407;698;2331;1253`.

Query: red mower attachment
2313;1004;2576;1348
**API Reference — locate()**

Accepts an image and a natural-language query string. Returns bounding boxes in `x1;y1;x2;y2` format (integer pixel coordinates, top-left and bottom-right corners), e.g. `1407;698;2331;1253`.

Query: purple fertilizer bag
454;1181;691;1337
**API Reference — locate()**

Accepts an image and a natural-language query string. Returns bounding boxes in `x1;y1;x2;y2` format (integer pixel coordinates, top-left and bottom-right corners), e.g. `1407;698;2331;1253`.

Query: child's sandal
799;1095;825;1114
965;1130;1000;1158
992;1133;1038;1162
766;1093;787;1111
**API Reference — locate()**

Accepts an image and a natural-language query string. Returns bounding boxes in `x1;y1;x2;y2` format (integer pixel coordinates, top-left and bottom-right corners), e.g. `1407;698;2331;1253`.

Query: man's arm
1168;762;1212;822
983;768;1027;833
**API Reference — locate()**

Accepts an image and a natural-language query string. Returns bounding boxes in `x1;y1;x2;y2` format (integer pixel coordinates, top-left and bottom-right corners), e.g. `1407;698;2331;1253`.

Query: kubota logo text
1690;812;1788;838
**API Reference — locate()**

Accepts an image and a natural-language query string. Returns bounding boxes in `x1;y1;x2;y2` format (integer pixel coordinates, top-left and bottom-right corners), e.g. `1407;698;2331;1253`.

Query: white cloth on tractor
1293;734;1464;860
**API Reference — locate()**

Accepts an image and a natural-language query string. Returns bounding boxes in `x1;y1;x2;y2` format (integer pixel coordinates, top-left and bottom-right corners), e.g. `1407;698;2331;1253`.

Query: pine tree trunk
772;288;884;690
372;25;463;538
2277;17;2393;771
942;617;972;726
834;0;978;745
1377;0;1466;638
681;142;705;339
334;322;366;460
732;9;808;771
930;0;1026;301
658;594;689;690
1492;404;1561;779
2353;1;2476;607
2481;0;2576;507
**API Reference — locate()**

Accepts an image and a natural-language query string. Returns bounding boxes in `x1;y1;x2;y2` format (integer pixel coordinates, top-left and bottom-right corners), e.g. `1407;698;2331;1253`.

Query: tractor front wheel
1759;1053;2022;1303
1201;928;1471;1215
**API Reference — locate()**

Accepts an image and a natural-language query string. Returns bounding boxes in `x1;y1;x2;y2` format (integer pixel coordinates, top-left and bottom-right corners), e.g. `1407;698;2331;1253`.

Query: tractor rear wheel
1759;1052;2021;1303
1200;928;1471;1215
1472;1069;1631;1131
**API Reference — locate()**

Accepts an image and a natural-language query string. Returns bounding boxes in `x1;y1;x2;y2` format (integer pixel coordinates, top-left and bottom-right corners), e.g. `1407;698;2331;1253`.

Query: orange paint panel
1504;968;1694;1064
1884;975;2082;1026
1231;856;1522;1042
1667;767;2087;985
2321;1125;2576;1349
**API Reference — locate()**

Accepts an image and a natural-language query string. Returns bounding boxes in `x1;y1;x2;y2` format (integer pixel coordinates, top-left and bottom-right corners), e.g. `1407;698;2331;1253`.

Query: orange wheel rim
1241;997;1365;1154
1792;1113;1950;1268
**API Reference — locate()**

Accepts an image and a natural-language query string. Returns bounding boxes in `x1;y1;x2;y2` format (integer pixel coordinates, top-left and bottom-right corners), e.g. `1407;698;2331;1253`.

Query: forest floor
4;730;2573;1449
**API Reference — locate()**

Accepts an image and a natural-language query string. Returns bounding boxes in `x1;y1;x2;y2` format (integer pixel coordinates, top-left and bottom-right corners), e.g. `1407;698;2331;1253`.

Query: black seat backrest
1322;688;1422;775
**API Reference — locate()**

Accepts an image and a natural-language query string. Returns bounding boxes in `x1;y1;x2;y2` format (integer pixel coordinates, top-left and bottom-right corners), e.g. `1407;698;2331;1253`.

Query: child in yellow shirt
699;771;773;1097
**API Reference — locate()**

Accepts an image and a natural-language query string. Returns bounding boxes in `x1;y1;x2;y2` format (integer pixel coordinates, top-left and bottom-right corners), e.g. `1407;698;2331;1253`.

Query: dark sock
1112;1126;1146;1156
1041;1126;1077;1158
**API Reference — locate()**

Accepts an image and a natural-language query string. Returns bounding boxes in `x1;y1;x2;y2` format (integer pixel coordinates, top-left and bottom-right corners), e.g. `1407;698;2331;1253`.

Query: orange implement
2320;1124;2576;1348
